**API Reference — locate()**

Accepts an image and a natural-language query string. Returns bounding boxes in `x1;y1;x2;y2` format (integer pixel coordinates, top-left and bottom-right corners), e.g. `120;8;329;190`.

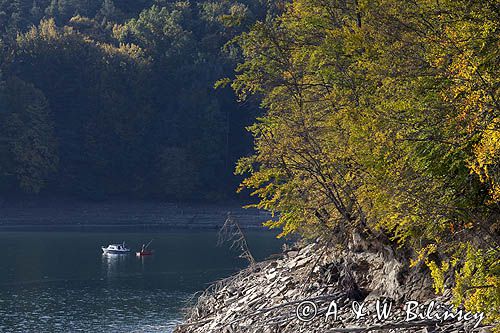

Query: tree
11;19;152;197
156;147;200;199
0;0;272;201
231;0;499;322
95;0;121;24
0;77;58;193
30;0;43;23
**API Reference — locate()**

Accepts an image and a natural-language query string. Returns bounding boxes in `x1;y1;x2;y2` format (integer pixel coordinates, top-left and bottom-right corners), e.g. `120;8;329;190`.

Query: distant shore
0;198;272;231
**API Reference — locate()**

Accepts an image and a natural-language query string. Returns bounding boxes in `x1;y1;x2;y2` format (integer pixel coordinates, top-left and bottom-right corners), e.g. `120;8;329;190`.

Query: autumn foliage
231;0;499;322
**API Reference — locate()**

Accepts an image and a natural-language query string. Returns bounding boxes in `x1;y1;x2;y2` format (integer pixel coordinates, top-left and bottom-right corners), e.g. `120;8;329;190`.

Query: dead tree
218;212;256;267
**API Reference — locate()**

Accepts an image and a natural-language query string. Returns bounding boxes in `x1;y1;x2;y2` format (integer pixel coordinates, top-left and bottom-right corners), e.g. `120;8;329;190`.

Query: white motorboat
102;242;131;255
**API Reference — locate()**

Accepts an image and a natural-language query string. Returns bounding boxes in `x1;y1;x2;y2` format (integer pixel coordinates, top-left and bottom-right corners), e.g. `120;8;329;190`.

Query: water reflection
137;253;152;270
0;231;282;332
101;253;129;279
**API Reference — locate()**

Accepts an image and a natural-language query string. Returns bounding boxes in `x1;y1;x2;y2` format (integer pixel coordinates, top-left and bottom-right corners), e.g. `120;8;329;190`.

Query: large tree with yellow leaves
231;0;499;323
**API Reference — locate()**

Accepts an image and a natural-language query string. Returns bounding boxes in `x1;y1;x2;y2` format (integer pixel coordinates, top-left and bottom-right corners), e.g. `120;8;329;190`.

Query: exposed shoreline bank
174;240;495;333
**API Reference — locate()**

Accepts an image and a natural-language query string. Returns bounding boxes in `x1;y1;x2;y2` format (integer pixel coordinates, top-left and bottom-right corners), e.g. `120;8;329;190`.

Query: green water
0;231;282;332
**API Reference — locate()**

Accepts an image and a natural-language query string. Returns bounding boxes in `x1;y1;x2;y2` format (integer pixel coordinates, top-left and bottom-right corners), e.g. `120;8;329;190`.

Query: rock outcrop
174;241;493;333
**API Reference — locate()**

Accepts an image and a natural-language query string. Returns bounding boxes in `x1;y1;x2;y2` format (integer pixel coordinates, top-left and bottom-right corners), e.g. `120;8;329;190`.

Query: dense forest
0;0;280;200
228;0;499;324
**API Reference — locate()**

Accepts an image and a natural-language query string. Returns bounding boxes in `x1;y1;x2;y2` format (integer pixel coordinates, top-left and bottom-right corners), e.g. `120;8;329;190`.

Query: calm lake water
0;231;282;332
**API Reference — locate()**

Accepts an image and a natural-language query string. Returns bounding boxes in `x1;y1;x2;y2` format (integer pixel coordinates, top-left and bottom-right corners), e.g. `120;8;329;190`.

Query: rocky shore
174;240;495;333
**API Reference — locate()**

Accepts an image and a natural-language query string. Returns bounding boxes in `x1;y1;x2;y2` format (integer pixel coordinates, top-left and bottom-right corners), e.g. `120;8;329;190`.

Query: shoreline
174;241;495;333
0;223;272;232
0;199;272;231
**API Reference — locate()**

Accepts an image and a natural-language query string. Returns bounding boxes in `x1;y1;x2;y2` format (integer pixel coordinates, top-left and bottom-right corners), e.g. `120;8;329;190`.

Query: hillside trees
0;1;271;200
0;76;58;193
4;19;152;196
112;3;238;198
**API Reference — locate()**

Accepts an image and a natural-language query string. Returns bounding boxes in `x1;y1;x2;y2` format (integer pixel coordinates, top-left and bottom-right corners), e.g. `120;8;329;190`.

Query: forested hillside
0;0;498;325
229;0;499;323
0;0;278;200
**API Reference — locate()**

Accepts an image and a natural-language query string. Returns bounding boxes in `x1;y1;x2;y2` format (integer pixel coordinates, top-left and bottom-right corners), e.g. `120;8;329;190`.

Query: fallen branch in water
218;212;256;266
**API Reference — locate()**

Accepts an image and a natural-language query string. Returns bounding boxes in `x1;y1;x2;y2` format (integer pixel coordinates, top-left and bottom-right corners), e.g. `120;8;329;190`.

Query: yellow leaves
17;19;60;46
452;245;500;323
16;18;149;69
214;77;231;89
414;243;499;323
470;117;500;202
410;244;437;269
117;42;141;56
38;19;60;40
233;0;499;319
427;259;450;294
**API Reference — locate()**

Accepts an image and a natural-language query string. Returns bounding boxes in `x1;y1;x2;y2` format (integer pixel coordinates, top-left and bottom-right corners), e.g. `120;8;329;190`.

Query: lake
0;231;282;332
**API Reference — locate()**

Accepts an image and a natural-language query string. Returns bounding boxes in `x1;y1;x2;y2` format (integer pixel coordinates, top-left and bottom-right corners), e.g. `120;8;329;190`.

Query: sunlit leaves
232;0;499;321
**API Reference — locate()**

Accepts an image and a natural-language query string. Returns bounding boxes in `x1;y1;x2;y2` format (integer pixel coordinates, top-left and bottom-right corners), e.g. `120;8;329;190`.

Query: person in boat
141;244;145;253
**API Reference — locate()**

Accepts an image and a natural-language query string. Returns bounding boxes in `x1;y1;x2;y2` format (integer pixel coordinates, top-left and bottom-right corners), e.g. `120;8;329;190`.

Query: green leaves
232;0;499;321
